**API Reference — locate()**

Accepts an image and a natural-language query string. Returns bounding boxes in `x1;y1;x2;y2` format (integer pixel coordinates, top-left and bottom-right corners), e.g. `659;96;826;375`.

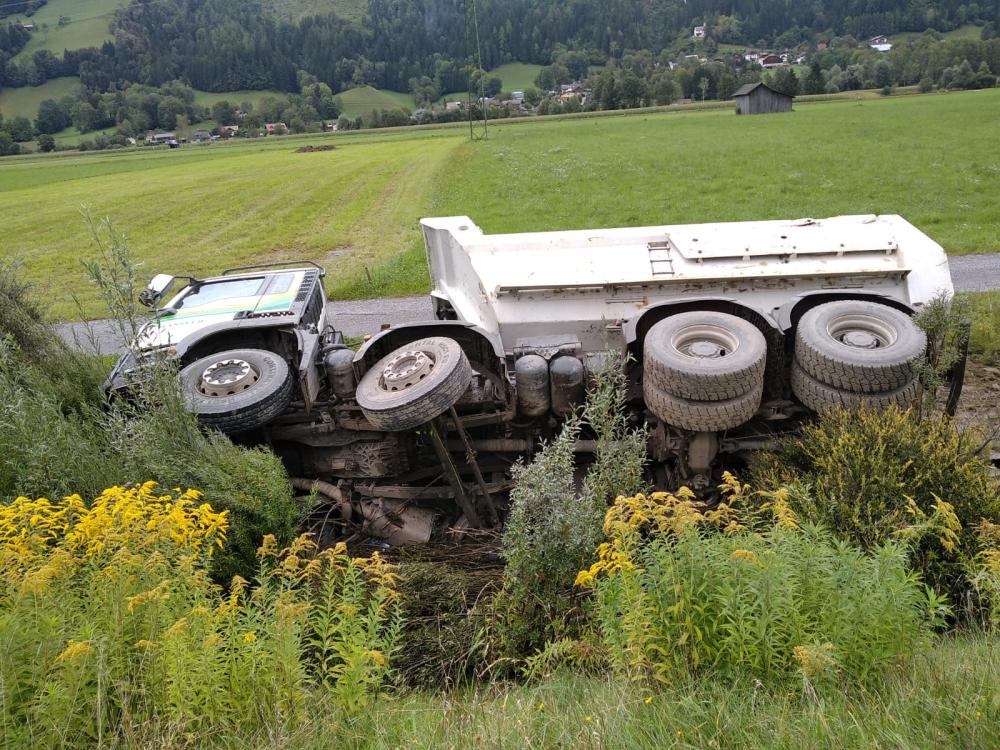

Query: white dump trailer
116;215;959;538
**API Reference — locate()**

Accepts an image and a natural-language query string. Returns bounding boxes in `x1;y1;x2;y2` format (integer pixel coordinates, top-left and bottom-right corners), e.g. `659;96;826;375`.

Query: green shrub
574;479;944;687
394;562;485;688
0;486;400;747
0;227;302;581
750;406;1000;599
962;290;1000;365
487;354;648;668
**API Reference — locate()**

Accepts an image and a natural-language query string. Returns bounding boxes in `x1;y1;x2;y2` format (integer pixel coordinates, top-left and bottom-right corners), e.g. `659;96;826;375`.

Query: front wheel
178;348;293;434
356;336;472;431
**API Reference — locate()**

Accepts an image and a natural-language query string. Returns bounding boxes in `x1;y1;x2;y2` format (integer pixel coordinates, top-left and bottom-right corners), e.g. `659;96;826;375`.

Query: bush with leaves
555;476;948;689
0;484;401;747
0;219;302;580
750;406;1000;601
486;354;648;669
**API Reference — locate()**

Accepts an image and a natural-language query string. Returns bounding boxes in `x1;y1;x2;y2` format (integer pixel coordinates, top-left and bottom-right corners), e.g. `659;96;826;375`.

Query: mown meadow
1;87;998;320
1;162;1000;744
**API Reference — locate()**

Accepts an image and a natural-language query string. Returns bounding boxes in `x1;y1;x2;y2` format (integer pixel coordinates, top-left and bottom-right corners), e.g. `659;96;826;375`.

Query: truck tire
795;301;926;393
644;379;763;432
356;336;473;432
179;348;293;434
791;361;918;414
643;312;767;401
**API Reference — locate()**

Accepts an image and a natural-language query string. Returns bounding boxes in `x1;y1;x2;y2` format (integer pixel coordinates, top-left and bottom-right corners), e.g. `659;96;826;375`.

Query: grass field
192;89;288;111
892;23;985;44
0;76;81;119
490;62;544;91
433;89;1000;252
9;0;126;60
265;0;368;24
337;86;416;117
345;636;998;749
2;88;998;319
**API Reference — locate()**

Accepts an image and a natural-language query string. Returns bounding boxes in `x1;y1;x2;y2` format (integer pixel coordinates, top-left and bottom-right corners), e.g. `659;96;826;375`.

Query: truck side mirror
139;274;175;308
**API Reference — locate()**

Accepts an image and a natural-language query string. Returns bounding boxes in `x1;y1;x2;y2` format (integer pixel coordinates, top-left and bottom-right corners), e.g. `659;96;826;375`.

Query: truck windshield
174;277;266;310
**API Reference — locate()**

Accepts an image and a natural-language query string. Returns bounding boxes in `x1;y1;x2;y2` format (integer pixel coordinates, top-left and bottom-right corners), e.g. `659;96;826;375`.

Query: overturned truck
107;214;958;542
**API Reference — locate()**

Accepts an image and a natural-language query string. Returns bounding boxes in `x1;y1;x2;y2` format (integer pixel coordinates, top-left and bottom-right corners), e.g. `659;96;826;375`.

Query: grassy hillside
892;23;985;44
337;86;415;117
0;128;459;317
265;0;368;24
0;76;80;119
9;0;126;60
433;89;1000;255
489;62;543;91
193;89;288;111
2;88;998;319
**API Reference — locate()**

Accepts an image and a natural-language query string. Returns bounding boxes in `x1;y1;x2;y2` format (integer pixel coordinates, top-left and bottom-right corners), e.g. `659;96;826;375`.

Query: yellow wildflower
368;649;386;666
729;549;759;564
134;639;159;649
242;631;257;644
57;640;93;663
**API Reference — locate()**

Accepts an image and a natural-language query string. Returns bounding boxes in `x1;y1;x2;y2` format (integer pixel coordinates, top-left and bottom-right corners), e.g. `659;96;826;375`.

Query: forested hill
3;0;1000;94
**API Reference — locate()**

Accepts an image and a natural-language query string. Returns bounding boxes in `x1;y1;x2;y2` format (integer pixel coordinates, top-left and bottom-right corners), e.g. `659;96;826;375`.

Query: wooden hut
733;82;793;115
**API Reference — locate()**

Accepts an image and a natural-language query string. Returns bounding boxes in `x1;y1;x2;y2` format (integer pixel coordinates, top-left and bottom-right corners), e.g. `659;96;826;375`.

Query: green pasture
337;86;416;117
265;0;368;24
192;89;288;111
9;0;126;60
0;76;81;119
892;23;985;44
1;88;998;320
490;62;543;91
434;88;1000;254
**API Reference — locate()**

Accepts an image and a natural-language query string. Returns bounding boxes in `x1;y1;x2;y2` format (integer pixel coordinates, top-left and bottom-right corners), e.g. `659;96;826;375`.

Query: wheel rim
381;349;435;392
826;313;897;350
670;324;740;359
199;358;260;397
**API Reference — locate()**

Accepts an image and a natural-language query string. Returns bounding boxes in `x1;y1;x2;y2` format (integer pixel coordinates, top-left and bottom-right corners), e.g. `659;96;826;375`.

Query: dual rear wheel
642;300;926;432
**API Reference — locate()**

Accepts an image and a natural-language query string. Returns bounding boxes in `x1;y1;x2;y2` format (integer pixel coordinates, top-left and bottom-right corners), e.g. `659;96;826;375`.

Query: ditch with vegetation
0;221;998;748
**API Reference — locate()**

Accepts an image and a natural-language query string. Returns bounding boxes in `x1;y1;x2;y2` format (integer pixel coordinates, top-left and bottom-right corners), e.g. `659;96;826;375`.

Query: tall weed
572;476;943;688
488;353;648;668
0;484;400;748
750;406;1000;600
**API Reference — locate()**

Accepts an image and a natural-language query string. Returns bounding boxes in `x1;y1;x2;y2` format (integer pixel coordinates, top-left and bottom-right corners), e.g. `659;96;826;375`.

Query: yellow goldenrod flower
242;631;257;644
644;696;653;705
57;640;93;663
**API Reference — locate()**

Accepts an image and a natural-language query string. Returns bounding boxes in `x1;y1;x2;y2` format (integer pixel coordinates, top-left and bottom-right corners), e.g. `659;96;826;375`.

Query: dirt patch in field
295;144;337;153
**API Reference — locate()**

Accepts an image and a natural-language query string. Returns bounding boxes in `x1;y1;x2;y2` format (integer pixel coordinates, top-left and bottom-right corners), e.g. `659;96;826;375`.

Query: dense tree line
4;0;1000;96
0;1;46;21
1;0;999;150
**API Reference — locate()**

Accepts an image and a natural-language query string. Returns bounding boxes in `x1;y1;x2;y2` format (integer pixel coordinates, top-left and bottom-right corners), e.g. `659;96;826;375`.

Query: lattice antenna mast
465;0;488;141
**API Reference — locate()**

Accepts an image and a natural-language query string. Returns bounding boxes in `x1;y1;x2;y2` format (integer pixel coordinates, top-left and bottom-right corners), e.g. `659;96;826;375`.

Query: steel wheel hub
382;349;434;391
827;313;896;350
199;358;259;397
672;324;738;359
841;330;879;349
689;340;724;358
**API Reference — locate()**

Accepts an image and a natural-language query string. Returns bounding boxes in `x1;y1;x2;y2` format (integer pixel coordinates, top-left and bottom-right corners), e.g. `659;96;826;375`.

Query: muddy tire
791;361;918;414
643;312;767;401
356;337;472;431
179;348;293;434
644;379;763;432
795;301;926;393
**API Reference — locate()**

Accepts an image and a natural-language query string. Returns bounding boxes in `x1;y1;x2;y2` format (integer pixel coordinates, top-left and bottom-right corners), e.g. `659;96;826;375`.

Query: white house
693;25;706;38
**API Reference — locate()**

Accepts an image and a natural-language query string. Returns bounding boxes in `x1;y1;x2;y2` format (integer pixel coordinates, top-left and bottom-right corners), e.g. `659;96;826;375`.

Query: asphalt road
55;254;999;355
